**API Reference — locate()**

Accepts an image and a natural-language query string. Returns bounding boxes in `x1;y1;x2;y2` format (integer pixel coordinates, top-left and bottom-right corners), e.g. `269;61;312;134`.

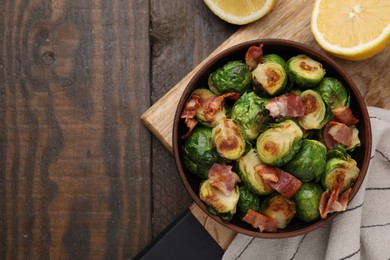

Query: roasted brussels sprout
256;119;303;166
192;88;226;127
252;55;288;96
293;182;323;222
182;127;221;179
287;54;325;88
236;148;273;195
326;145;351;161
283;139;327;182
200;179;240;221
347;126;361;151
261;194;296;229
298;89;331;130
316;77;350;109
212;118;246;160
208;60;252;95
237;185;261;218
322;158;360;192
231;92;270;141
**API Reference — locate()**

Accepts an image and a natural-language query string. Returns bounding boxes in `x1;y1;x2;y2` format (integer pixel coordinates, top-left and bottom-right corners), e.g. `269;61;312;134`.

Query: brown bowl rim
173;38;372;238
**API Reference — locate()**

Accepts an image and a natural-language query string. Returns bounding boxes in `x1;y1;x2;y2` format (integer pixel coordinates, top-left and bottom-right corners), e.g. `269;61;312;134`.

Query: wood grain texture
149;0;237;237
1;0;151;258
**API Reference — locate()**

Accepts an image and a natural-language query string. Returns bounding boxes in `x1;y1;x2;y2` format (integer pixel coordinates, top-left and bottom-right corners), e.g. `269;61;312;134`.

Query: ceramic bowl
173;39;371;238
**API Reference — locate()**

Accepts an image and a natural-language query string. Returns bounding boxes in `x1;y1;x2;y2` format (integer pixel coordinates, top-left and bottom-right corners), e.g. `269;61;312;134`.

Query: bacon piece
242;209;278;232
254;163;302;198
265;92;306;118
245;44;263;71
332;106;359;126
208;163;241;196
319;173;352;219
181;118;198;139
203;92;240;121
181;94;202;139
322;121;354;149
328;122;353;147
181;94;202;119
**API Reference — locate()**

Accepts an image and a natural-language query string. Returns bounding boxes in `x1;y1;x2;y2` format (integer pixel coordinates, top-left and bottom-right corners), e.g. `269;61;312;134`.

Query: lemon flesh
311;0;390;60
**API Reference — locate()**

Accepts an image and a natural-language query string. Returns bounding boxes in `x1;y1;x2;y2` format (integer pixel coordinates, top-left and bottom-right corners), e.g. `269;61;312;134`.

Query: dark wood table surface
0;1;237;259
1;1;389;259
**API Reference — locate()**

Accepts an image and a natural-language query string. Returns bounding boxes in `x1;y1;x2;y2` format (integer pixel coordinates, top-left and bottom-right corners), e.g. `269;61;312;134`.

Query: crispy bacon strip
181;94;202;139
332;106;359;126
203;92;240;121
319;173;352;219
181;94;202;119
208;163;241;196
265;92;306;118
254;163;302;198
181;118;198;139
245;44;263;71
328;122;353;147
322;121;354;149
242;209;278;232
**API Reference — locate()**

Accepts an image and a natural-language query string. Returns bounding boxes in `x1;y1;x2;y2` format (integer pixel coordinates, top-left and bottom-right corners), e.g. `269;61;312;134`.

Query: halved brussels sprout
283;139;327;182
212;118;246;160
326;145;351;161
261;194;296;229
321;158;360;192
182;127;221;179
190;89;227;127
287;54;325;88
231;92;270;141
261;54;287;67
252;56;288;96
236;148;273;195
199;179;240;219
208;60;252;95
256;119;303;166
298;89;331;130
346;127;361;151
316;77;350;109
237;185;261;218
293;182;323;222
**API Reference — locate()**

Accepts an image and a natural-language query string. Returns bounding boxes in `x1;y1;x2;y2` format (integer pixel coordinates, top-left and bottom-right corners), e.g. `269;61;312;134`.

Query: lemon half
311;0;390;60
203;0;276;25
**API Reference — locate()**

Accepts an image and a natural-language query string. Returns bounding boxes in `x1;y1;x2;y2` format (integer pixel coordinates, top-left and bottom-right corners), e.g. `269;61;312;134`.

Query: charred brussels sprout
237;185;261;218
322;158;360;192
252;54;288;96
298;89;332;130
326;145;351;161
208;61;252;95
212;118;246;160
283;139;327;182
200;179;240;221
231;92;270;141
293;182;323;222
182;127;220;179
316;77;350;109
287;54;325;88
236;149;273;195
192;89;226;127
256;120;303;166
261;194;296;229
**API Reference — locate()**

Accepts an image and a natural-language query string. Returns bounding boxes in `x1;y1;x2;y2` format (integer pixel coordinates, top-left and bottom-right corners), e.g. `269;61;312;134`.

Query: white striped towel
223;106;390;260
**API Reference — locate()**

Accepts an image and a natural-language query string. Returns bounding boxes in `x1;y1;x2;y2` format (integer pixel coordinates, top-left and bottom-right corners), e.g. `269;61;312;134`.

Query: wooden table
1;1;389;259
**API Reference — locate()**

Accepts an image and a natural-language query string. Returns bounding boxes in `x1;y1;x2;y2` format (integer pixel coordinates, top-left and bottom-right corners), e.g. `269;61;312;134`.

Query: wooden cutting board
141;1;389;249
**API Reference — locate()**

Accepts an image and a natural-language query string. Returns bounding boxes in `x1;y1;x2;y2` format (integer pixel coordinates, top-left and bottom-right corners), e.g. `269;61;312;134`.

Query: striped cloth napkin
223;106;390;260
